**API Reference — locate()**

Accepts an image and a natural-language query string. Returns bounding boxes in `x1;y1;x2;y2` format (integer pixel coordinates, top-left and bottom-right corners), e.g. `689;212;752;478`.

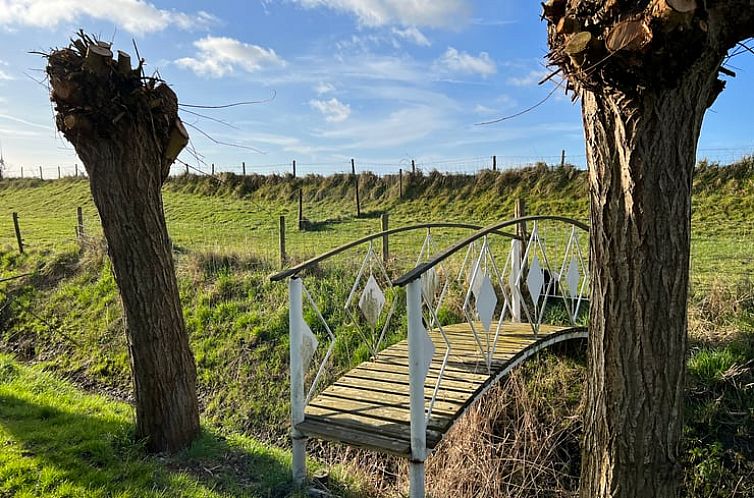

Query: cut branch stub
606;21;653;52
82;44;113;77
565;31;593;55
165;118;189;168
117;50;132;75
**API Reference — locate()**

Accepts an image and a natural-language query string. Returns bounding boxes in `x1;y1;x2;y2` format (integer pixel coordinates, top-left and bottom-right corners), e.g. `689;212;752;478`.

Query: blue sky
0;0;752;177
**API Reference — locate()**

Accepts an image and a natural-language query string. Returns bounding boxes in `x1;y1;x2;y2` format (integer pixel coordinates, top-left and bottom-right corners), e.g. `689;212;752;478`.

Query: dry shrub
689;278;754;345
425;355;583;498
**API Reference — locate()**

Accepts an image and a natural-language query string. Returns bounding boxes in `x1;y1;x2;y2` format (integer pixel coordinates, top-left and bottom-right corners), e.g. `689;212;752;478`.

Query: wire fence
1;144;751;179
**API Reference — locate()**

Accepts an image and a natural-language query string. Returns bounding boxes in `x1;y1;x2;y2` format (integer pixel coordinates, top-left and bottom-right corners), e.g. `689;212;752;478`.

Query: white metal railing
394;216;589;498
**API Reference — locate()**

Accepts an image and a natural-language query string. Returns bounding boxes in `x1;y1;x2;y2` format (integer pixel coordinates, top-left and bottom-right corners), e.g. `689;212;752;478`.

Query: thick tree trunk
541;2;754;495
87;140;200;453
46;35;199;453
579;71;715;498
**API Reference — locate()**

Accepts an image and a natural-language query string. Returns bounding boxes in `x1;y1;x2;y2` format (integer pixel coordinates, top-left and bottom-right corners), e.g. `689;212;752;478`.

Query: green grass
0;353;303;498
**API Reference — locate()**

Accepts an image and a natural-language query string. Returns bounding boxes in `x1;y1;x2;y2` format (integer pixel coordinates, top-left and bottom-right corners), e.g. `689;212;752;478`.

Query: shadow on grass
0;392;296;497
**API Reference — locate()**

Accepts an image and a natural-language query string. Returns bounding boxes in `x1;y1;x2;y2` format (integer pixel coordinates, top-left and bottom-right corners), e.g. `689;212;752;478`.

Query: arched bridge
270;216;589;497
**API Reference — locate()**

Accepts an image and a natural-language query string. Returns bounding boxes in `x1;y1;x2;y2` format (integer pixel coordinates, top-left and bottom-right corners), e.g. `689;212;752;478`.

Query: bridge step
297;322;587;456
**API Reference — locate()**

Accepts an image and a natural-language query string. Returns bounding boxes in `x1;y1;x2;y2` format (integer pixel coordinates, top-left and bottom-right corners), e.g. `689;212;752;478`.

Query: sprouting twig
179;90;277;109
180;108;240;130
476;81;564;126
183;122;266;154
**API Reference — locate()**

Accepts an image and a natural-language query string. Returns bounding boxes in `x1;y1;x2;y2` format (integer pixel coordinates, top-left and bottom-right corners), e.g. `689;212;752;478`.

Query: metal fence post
407;278;427;498
289;277;307;485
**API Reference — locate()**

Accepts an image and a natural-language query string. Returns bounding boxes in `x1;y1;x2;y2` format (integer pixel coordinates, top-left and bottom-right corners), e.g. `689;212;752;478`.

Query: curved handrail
392;215;589;287
269;222;521;282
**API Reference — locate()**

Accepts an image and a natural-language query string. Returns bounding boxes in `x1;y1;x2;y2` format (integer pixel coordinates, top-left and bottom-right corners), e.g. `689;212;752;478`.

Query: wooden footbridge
270;216;589;498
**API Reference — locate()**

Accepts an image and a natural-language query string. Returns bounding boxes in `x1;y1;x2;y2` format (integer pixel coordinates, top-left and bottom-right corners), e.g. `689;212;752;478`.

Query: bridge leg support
409;459;426;498
407;279;428;498
289;277;307;485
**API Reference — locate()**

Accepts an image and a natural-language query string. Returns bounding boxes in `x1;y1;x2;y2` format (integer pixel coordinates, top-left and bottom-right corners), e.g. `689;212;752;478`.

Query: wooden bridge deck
297;322;587;456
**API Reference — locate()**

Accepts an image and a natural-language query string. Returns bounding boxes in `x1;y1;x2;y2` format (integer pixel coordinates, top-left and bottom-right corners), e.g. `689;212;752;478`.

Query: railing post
407;279;427;498
511;239;522;322
289;277;307;485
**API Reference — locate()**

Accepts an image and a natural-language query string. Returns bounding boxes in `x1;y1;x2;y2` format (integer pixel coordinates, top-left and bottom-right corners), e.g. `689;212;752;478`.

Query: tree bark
541;2;754;496
580;70;715;498
46;34;200;453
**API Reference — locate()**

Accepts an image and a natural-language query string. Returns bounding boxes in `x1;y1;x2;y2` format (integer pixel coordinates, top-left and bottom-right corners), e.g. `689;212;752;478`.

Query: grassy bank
0;353;309;498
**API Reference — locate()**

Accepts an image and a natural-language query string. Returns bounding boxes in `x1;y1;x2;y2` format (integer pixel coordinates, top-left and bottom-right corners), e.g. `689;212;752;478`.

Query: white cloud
313;106;447;149
391;26;430;47
507;69;548;87
0;0;216;34
473;104;494;115
290;0;469;27
437;47;496;77
315;82;336;94
175;36;286;78
310;97;351;122
0;70;13;81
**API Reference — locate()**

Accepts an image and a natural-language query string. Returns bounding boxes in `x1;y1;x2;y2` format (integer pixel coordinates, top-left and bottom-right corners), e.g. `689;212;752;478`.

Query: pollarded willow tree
541;1;753;497
45;33;200;453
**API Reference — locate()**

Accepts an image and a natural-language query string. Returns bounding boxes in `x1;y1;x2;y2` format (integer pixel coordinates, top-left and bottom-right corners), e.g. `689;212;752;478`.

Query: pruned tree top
45;32;188;183
543;0;754;99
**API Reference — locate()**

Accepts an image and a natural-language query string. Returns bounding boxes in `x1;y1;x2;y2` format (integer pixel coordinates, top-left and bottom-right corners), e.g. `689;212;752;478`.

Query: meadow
0;160;753;497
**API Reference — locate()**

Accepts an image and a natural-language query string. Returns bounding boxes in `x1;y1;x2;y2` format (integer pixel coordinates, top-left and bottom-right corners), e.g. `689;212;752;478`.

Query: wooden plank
341;369;481;395
348;363;488;389
297;418;411;455
333;376;471;403
307;395;452;431
304;411;443;446
316;386;462;417
373;355;490;378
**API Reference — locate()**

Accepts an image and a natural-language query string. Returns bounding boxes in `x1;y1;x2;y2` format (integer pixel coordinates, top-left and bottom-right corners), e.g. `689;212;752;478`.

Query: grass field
1;161;753;497
1;161;753;286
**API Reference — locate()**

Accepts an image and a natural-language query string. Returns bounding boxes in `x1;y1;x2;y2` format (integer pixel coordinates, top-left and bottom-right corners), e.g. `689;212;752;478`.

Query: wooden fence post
292;160;297;177
411;159;416;174
561;150;566;167
211;163;215;176
279;215;287;268
12;212;23;254
298;189;304;231
399;169;403;199
39;166;43;179
515;198;527;240
242;162;246;176
492;155;497;172
185;163;189;175
77;207;84;238
74;164;78;177
20;167;24;178
352;158;361;217
58;166;61;179
381;213;389;263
